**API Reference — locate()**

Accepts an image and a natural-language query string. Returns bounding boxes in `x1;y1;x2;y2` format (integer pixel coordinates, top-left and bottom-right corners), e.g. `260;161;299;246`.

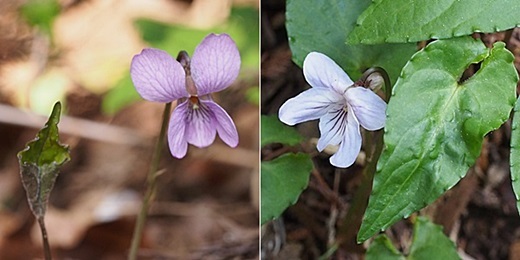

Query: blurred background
0;0;259;258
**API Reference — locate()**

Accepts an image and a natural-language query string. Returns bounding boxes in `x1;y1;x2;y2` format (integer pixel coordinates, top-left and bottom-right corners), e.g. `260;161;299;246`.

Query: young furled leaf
18;101;70;218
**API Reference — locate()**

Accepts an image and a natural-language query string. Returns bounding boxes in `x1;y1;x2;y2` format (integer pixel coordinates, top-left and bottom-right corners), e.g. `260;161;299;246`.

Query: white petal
329;112;362;168
303;52;354;94
317;107;348;151
345;87;387;131
279;88;343;126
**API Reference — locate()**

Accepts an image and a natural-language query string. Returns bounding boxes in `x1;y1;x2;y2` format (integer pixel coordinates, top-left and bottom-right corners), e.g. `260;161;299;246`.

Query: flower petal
317;107;348;152
202;99;239;147
303;52;354;94
185;100;217;148
279;88;344;126
131;48;188;102
345;87;387;131
168;100;189;158
191;33;241;95
329;112;362;168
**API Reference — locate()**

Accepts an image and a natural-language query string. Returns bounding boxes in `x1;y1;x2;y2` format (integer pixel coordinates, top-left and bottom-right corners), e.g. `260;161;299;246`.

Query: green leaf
366;218;459;260
510;98;520;215
261;153;313;224
348;0;520;44
286;0;416;84
261;115;303;147
408;217;460;260
18;102;70;218
366;235;405;260
358;37;518;242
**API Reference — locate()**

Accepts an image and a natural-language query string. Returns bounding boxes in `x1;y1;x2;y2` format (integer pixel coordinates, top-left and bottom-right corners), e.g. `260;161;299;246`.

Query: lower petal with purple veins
317;105;348;151
202;99;239;148
330;111;362;168
185;101;217;148
168;101;189;158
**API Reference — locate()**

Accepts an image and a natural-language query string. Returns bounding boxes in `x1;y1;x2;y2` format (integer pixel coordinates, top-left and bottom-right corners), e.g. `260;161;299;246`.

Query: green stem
128;102;172;260
38;217;52;260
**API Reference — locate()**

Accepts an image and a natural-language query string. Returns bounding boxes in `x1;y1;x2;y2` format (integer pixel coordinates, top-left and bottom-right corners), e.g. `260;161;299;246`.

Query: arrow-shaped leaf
358;37;518;242
18;101;70;218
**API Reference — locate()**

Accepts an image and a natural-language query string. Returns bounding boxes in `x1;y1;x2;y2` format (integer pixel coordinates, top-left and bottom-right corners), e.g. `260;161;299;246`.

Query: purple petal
168;100;189;158
131;48;188;102
185;100;217;148
345;87;387;131
202;99;239;147
329;112;362;168
303;52;354;94
317;107;347;152
279;88;344;126
191;33;241;95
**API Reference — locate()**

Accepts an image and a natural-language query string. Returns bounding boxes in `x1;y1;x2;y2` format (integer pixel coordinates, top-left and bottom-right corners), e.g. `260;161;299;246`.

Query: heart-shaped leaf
18;102;70;218
358;37;518;242
348;0;520;44
261;153;313;224
286;0;416;84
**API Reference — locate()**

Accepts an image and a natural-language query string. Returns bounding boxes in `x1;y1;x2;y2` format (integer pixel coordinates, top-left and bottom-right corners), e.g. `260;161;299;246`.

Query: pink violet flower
279;52;386;168
130;33;240;158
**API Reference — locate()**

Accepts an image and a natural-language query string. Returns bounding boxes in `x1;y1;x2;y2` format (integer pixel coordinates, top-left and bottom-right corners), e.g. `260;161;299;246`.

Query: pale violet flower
130;33;240;158
279;52;386;168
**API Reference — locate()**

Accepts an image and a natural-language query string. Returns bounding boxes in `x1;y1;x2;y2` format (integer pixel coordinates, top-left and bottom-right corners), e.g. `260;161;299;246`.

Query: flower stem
128;102;172;260
334;67;390;250
335;129;384;250
37;216;52;260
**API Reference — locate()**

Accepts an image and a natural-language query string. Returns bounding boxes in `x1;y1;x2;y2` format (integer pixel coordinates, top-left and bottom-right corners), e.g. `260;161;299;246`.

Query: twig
310;169;346;210
0;104;148;146
504;28;515;52
327;171;341;247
